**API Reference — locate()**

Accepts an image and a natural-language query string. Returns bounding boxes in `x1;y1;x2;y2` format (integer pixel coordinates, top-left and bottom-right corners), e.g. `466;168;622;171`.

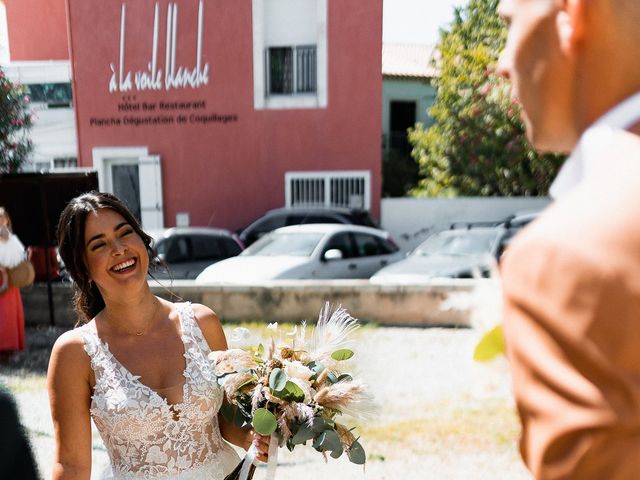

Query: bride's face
83;208;149;292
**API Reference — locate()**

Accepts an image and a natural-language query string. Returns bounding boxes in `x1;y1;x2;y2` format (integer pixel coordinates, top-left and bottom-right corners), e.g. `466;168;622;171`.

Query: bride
48;192;268;479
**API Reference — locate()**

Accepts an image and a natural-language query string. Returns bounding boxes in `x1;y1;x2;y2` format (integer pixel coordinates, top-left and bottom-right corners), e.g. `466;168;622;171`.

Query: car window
165;236;190;262
220;237;242;256
415;231;497;257
353;233;383;257
155;238;168;256
243;232;324;257
376;237;398;254
244;214;288;244
344;211;378;228
191;234;225;261
324;232;355;258
300;215;339;224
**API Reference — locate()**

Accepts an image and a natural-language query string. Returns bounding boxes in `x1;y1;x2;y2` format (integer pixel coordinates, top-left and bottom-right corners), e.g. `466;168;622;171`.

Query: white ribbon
239;444;257;480
264;435;279;480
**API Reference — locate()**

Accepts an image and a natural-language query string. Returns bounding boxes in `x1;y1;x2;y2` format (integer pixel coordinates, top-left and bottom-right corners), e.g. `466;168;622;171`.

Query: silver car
195;224;403;284
370;227;505;283
150;227;244;279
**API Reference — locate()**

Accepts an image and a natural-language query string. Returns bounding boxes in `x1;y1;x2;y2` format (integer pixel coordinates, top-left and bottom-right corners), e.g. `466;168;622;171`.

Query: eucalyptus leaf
272;381;305;402
252;408;278;435
257;343;265;356
331;349;354;361
269;368;287;392
314;429;342;453
337;373;353;382
327;372;339;384
473;325;505;362
292;425;315;445
282;381;305;402
308;361;324;381
330;445;344;459
347;440;366;465
311;417;334;433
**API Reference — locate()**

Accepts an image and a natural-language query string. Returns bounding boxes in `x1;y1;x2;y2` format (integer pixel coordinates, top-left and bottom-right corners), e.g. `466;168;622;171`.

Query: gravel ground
0;324;532;480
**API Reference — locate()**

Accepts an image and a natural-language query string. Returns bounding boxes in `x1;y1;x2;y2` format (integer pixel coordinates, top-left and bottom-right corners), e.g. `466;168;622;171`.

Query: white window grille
266;45;317;95
285;171;371;210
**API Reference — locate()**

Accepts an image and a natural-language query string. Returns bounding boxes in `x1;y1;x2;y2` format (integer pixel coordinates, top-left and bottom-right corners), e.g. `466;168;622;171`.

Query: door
109;160;142;221
102;154;164;230
138;155;164;229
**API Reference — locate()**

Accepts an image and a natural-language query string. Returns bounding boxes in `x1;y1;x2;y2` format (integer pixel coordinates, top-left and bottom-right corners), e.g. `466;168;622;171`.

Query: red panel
5;0;69;60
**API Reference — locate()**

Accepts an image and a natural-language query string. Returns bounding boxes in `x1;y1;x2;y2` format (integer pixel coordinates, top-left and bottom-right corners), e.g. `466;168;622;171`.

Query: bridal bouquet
209;304;371;479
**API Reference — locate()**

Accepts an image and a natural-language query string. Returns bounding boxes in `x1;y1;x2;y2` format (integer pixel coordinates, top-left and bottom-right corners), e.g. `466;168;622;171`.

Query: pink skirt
0;287;26;352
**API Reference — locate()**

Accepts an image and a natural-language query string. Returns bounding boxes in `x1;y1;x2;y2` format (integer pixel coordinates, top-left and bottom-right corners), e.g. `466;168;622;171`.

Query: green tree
0;68;33;173
409;0;563;197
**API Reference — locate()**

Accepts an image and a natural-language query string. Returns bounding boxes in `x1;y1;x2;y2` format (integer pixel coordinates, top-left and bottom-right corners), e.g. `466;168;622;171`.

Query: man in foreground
497;0;640;478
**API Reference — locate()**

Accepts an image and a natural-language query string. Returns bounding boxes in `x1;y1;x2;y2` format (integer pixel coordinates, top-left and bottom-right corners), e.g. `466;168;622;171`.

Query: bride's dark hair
56;191;159;323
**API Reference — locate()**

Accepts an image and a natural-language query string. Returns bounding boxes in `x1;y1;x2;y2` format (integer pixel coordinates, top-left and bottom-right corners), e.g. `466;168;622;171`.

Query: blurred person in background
497;0;640;478
0;206;26;358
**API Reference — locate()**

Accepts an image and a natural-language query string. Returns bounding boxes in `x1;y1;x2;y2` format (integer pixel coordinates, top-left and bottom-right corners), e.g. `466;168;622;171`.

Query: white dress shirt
549;91;640;199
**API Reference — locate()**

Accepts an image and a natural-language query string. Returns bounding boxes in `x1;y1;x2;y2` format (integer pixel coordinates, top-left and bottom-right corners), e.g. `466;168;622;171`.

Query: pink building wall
5;0;69;60
17;0;382;230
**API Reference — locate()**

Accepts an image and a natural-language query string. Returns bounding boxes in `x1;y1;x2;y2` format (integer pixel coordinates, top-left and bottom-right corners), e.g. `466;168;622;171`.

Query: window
164;237;190;263
285;171;372;210
324;233;355;259
220;237;243;256
353;233;383;257
53;157;78;169
26;83;73;107
191;235;225;261
253;0;327;109
267;45;317;95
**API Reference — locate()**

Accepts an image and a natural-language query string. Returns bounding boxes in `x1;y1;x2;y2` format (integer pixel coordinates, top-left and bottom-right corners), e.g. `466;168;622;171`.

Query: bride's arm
192;304;270;461
47;331;93;480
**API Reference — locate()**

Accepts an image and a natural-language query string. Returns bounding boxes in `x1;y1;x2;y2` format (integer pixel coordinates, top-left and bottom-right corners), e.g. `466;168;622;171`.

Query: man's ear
558;0;586;51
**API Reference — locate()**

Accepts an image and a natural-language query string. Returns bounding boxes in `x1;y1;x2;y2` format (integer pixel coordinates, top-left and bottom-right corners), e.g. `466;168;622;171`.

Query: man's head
496;0;640;153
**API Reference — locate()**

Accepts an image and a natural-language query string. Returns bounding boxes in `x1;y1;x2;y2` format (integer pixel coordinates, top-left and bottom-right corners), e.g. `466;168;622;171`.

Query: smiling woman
48;192;270;480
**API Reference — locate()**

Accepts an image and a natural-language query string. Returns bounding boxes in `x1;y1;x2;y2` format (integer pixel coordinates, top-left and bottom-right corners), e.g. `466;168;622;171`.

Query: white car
195;224;403;284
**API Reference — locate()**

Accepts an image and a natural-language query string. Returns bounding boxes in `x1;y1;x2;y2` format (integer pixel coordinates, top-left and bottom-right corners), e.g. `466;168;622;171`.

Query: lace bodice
79;303;239;479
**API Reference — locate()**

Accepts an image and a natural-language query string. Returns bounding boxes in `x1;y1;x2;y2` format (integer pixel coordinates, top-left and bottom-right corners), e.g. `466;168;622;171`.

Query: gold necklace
104;299;161;337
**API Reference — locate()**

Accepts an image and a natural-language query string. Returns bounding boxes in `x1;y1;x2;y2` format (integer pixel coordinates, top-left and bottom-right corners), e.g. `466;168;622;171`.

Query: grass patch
357;399;520;455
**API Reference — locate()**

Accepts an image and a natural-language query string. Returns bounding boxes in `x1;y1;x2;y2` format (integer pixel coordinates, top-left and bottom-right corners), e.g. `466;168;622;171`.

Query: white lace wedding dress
78;303;240;479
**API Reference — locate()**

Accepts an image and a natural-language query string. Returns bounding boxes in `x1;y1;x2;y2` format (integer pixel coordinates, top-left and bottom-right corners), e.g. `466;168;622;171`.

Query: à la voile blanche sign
109;1;210;93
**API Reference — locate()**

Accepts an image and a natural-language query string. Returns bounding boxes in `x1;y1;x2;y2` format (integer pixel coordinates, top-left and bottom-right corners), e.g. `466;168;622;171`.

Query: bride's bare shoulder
189;303;227;351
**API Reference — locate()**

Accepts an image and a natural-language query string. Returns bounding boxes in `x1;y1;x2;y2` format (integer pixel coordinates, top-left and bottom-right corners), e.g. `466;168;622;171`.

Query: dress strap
76;322;102;362
177;302;213;356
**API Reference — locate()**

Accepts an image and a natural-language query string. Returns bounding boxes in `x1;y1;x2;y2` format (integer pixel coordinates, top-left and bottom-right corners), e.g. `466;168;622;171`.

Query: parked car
196;224;403;284
150;227;244;279
238;207;378;246
370;227;507;283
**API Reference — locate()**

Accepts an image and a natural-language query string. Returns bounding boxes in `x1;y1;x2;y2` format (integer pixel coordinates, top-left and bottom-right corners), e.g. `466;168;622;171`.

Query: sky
383;0;467;45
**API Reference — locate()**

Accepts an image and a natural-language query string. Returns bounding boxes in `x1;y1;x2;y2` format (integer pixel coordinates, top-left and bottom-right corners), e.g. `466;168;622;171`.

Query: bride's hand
250;431;270;463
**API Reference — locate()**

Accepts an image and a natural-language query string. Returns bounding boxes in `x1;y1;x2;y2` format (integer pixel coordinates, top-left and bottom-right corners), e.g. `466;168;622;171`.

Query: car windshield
242;232;324;257
414;230;498;257
154;238;167;256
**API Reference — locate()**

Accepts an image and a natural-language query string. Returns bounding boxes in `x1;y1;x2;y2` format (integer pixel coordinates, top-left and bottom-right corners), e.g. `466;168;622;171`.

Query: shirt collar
549;91;640;199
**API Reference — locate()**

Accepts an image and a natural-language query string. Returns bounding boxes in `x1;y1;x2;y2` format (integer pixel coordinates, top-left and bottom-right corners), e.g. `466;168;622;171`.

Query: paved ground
1;324;532;480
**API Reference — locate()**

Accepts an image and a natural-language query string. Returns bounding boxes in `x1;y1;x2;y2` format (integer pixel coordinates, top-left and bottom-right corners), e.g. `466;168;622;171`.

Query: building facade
2;0;383;231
